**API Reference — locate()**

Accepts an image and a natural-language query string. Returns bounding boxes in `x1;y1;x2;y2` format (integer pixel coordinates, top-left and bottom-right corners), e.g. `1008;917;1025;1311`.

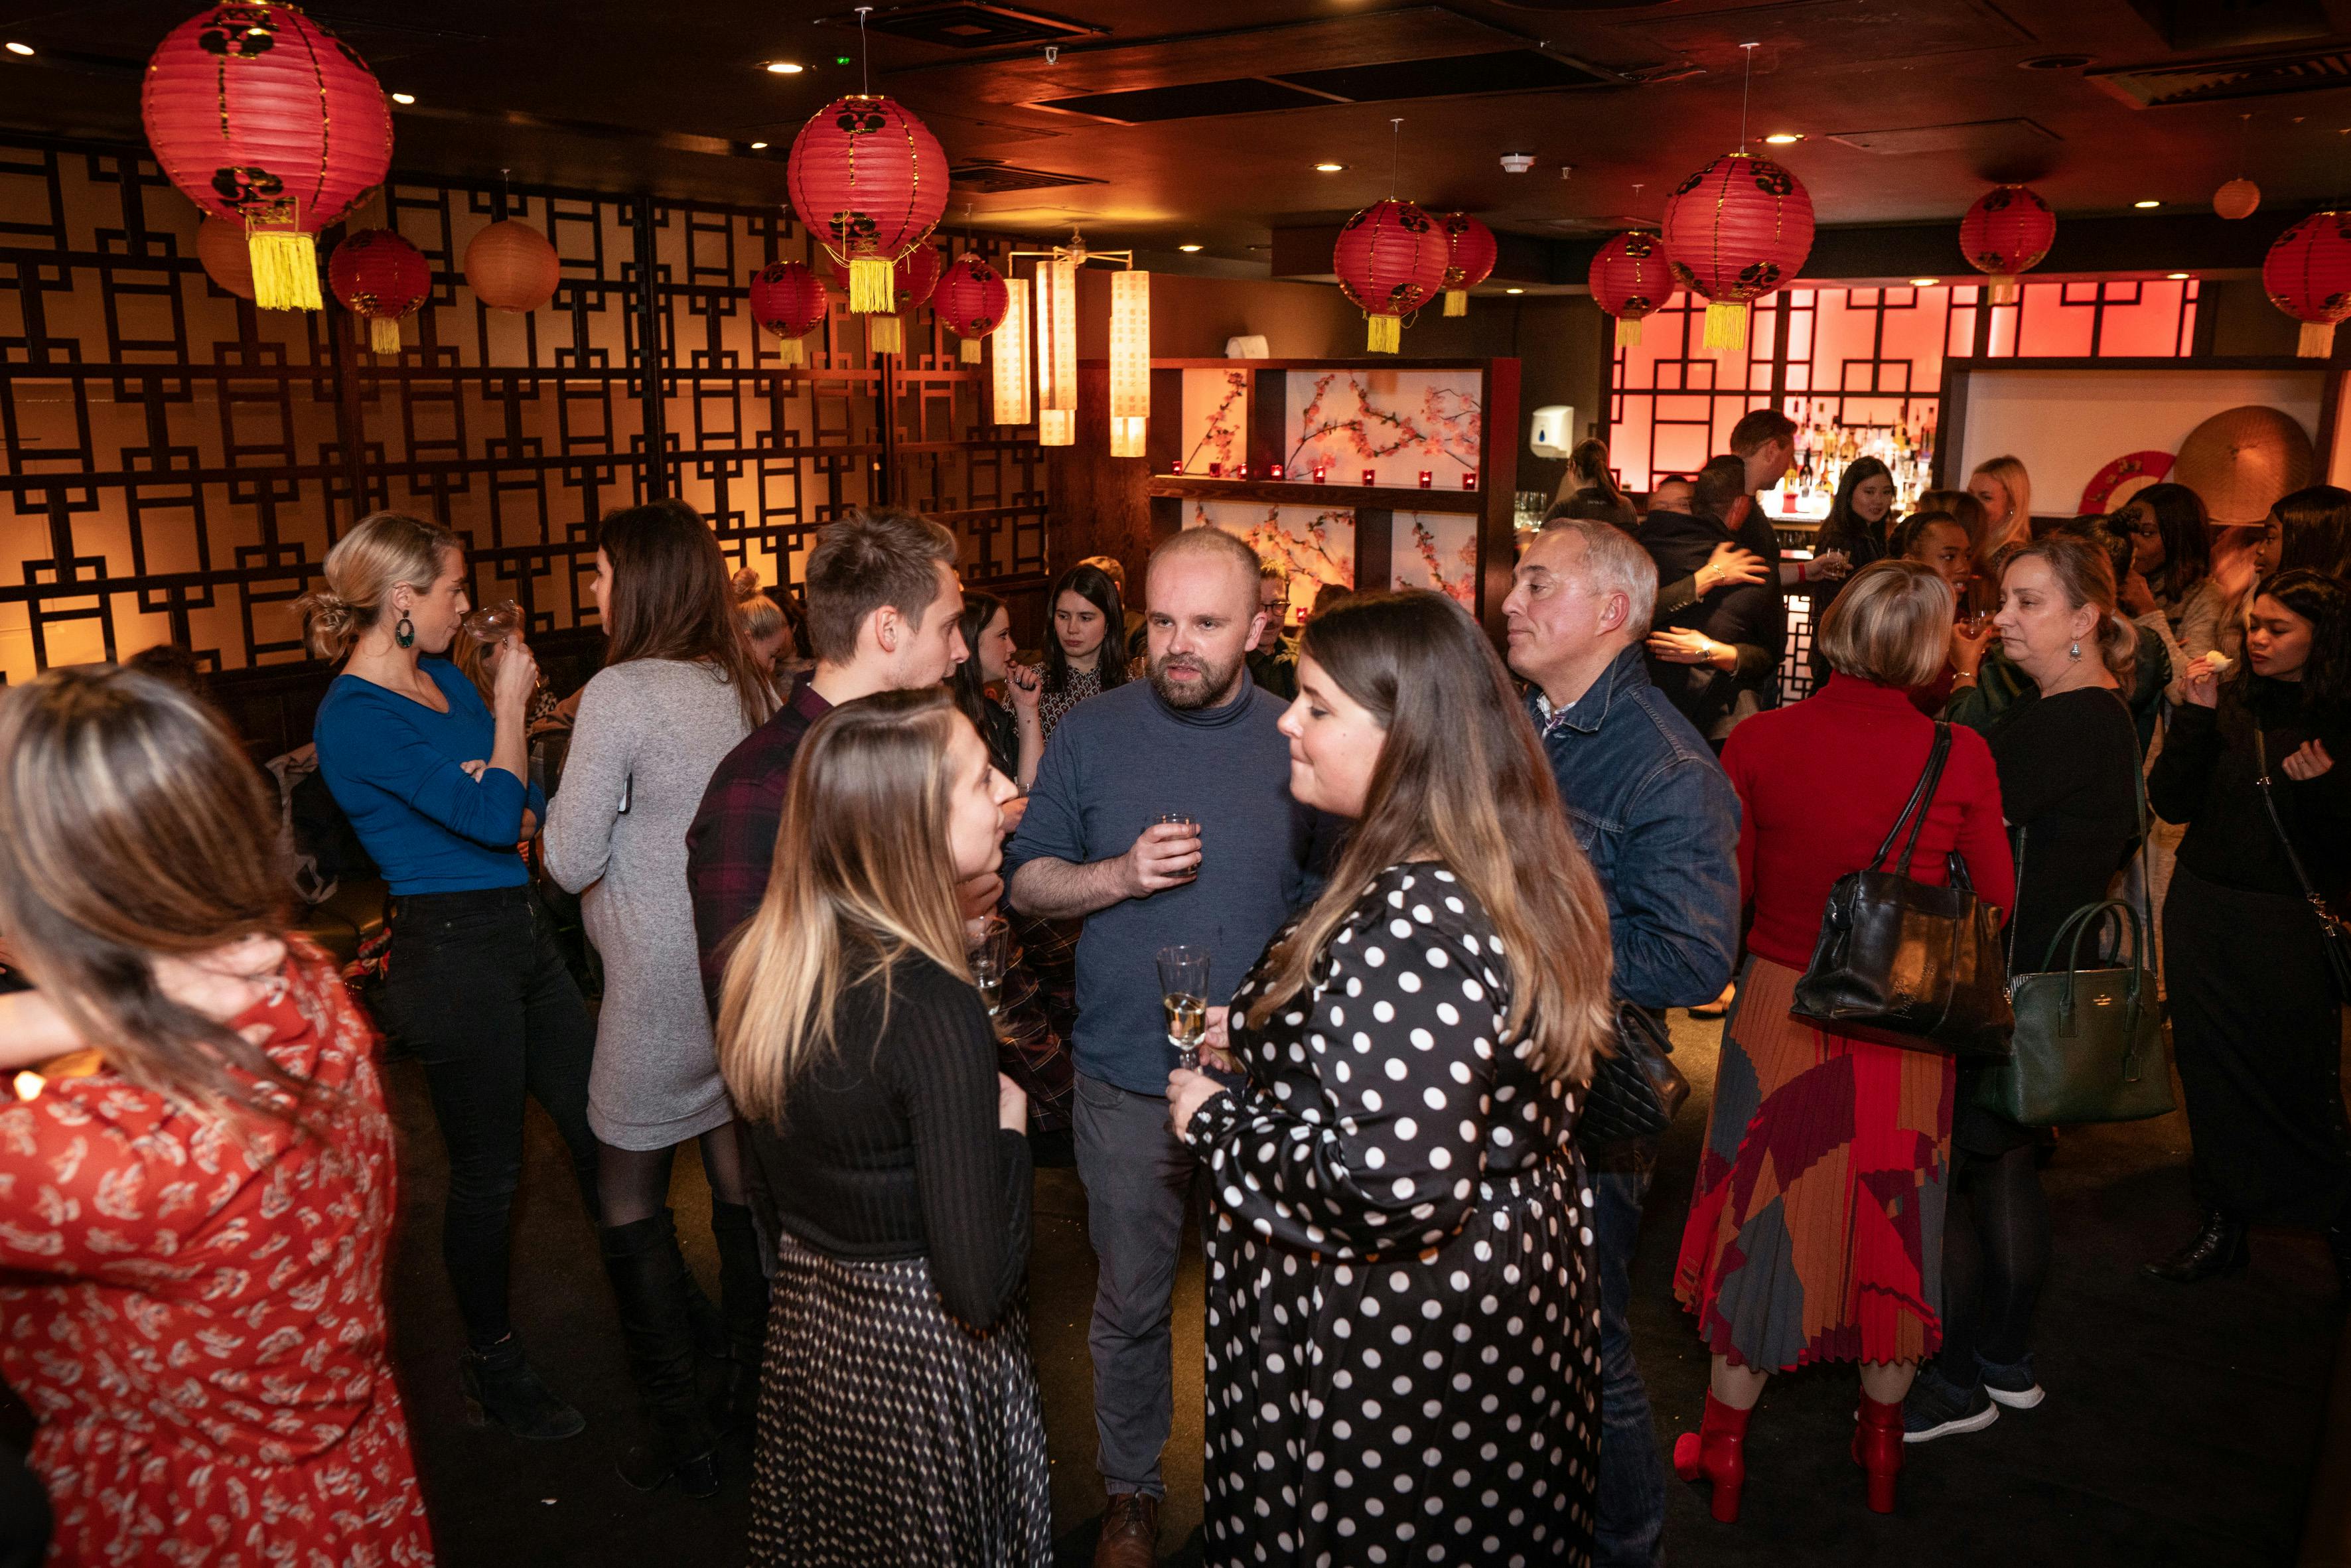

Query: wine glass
461;599;524;644
968;916;1009;1020
1157;944;1210;1070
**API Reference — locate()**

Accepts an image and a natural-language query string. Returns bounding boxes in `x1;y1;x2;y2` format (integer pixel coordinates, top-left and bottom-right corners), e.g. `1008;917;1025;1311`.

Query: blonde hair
1969;457;2032;564
295;511;460;661
715;688;973;1125
734;567;786;642
2001;534;2139;685
1817;559;1955;688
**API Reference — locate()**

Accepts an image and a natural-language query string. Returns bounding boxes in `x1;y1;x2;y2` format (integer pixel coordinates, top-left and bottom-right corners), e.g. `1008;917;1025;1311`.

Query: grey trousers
1073;1068;1200;1498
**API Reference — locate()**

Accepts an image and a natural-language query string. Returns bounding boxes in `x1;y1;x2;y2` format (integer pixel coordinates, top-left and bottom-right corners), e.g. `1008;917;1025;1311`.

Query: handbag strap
1873;721;1954;877
2253;728;2344;926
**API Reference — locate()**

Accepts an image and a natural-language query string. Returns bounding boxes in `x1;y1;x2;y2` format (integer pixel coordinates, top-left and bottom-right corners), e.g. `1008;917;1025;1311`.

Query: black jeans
382;883;600;1347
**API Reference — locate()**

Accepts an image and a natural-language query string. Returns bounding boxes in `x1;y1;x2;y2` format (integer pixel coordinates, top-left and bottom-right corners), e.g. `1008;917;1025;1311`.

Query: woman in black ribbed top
715;686;1047;1567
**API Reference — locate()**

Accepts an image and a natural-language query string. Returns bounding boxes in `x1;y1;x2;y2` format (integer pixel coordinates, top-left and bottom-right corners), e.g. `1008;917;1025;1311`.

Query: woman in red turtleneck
1670;559;2013;1523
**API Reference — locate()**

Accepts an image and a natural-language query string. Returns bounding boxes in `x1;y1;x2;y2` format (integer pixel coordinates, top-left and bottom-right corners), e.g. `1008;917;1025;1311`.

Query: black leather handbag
1580;1002;1691;1145
2253;730;2351;999
1789;722;2015;1058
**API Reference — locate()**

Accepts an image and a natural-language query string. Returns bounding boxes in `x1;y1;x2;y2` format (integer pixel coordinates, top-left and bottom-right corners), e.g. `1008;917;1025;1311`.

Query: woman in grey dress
543;500;777;1498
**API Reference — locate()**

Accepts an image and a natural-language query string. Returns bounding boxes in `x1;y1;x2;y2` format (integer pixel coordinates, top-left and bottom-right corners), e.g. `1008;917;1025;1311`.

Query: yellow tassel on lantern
1444;289;1468;317
1366;314;1401;353
1614;316;1643;348
2299;320;2337;358
868;315;904;356
248;228;322;312
959;336;982;364
367;317;402;355
848;255;894;313
778;337;806;368
1702;302;1748;352
1989;275;2021;304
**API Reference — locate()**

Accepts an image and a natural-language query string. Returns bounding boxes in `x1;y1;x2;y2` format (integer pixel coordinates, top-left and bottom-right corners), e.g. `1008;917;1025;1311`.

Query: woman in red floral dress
0;664;433;1566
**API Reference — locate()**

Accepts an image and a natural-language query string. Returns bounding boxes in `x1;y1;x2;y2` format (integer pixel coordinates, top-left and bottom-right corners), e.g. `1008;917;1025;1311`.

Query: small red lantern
1661;153;1814;352
748;261;828;368
328;229;429;354
464;220;560;313
827;244;940;356
1437;212;1496;317
1589;231;1675;348
141;3;394;313
2263;211;2351;357
787;95;949;315
196;216;255;300
1333;199;1449;353
1958;184;2056;303
934;253;1009;364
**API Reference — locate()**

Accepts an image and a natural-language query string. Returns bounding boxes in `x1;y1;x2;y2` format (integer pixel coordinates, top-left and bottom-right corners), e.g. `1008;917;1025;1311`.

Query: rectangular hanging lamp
1107;269;1151;459
991;277;1032;426
1035;253;1078;447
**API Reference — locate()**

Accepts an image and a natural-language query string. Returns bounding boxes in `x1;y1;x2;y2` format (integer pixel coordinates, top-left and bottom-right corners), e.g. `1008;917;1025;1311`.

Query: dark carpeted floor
385;1012;2343;1567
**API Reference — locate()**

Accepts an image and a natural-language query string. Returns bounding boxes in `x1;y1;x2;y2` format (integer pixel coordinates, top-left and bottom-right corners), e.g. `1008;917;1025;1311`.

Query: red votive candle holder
1462;468;1478;490
1170;459;1184;475
1208;461;1223;478
1235;462;1248;480
1313;464;1327;484
1268;463;1285;480
1419;470;1433;490
1361;467;1376;486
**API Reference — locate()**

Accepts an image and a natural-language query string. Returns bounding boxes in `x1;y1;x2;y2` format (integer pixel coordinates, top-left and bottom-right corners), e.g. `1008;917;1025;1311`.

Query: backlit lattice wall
0;132;1047;687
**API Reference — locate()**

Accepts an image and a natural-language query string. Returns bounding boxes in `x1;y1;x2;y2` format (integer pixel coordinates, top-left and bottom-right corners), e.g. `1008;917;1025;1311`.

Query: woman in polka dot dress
1169;593;1618;1567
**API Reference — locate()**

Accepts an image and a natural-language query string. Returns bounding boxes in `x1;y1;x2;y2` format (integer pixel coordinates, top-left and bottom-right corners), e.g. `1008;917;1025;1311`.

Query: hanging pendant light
992;276;1032;426
1034;250;1078;446
1108;269;1151;458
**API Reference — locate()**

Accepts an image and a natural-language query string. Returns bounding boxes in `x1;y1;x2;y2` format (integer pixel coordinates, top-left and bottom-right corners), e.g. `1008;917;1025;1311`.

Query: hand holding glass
969;916;1009;1019
1157;944;1210;1070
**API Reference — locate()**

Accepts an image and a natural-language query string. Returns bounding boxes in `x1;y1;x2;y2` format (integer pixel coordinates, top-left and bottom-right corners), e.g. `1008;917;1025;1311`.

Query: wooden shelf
1145;476;1486;513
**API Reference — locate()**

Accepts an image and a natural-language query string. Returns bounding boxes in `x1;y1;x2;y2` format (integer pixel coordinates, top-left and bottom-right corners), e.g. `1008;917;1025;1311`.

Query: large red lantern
141;3;394;313
464;220;560;313
328;228;429;354
2263;212;2351;358
1661;153;1814;352
1958;185;2056;303
748;261;828;368
934;253;1010;364
1437;212;1496;317
1333;200;1449;353
1589;231;1675;348
826;244;940;356
786;95;949;315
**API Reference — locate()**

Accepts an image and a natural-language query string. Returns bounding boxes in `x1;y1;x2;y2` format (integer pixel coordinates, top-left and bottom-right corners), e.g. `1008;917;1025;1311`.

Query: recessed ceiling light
1314;162;1346;173
2167;271;2191;279
1763;132;1802;145
391;92;415;104
4;42;33;56
1178;244;1202;252
766;61;803;74
1909;278;1939;287
2135;199;2161;208
1504;287;1525;295
749;141;768;150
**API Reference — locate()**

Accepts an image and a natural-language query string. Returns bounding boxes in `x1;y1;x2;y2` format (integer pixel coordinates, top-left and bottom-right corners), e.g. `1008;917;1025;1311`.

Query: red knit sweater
1721;674;2015;969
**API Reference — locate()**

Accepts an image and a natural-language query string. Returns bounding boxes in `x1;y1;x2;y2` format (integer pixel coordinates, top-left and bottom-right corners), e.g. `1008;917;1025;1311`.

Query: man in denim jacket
1505;518;1742;1567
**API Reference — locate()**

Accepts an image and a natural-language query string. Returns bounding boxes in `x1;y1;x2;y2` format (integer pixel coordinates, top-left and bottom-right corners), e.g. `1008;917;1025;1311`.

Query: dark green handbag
1972;896;2174;1125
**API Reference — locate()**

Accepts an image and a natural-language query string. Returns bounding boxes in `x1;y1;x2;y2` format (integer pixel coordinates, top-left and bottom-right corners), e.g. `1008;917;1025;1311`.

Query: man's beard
1149;646;1245;711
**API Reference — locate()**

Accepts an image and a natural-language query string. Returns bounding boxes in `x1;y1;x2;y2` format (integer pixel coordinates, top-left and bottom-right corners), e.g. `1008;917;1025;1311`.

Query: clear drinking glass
968;916;1009;1019
1155;812;1200;881
1157;944;1210;1070
462;598;524;644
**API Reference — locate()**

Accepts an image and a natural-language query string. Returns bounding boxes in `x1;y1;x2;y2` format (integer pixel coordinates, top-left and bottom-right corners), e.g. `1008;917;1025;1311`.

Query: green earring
395;614;416;649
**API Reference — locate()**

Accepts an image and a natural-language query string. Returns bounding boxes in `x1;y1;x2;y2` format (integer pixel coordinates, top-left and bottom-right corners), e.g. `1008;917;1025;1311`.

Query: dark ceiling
9;0;2351;273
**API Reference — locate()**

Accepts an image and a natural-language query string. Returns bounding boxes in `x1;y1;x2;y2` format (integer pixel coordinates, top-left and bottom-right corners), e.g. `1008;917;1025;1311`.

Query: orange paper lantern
2214;177;2261;221
786;95;949;313
748;261;828;368
140;3;393;312
464;220;561;313
328;228;429;354
1662;154;1814;352
1333;200;1449;354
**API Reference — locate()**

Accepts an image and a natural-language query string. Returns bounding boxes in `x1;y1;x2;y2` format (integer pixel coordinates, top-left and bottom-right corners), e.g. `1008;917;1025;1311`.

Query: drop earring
395;613;416;650
2068;639;2081;661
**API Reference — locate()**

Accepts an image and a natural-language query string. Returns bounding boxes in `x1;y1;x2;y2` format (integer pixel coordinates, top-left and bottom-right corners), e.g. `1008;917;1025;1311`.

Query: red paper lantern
196;216;255;300
1661;153;1814;352
786;95;949;315
1333;200;1449;353
1437;212;1496;317
2263;211;2351;358
1958;184;2055;303
1588;231;1675;348
141;3;393;312
825;244;940;355
464;220;560;313
328;228;429;354
935;253;1010;364
748;261;828;368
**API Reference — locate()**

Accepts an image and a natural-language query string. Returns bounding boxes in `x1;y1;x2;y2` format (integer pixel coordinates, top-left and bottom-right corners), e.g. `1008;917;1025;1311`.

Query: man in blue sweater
1007;526;1323;1568
1506;518;1742;1568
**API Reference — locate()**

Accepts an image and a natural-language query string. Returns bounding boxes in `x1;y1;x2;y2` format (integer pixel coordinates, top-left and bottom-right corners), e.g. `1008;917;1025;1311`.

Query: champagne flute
1157;944;1210;1070
968;916;1009;1019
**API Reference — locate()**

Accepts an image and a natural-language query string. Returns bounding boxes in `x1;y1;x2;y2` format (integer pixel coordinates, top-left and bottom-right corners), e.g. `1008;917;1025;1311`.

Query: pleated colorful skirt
1672;955;1955;1370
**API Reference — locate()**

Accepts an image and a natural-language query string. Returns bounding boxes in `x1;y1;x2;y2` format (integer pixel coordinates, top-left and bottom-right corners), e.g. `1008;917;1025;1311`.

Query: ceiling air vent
948;159;1102;192
1037;49;1613;124
830;4;1104;48
1825;118;2059;155
2088;48;2351;107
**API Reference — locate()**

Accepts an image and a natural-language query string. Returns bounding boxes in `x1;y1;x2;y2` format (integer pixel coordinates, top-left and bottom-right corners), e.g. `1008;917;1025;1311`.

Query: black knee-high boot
601;1210;721;1497
709;1200;770;1436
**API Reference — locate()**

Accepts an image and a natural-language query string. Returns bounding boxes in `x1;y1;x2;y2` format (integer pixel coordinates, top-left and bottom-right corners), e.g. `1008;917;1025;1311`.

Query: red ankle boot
1672;1390;1751;1522
1853;1392;1904;1514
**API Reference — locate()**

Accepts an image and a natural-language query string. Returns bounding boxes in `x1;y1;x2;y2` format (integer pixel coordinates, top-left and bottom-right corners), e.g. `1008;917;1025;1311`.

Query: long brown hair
601;500;778;729
0;666;313;1127
715;687;973;1125
1244;592;1614;1086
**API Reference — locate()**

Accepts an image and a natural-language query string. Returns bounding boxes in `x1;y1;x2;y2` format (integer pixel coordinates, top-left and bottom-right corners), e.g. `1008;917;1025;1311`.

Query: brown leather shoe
1092;1491;1159;1568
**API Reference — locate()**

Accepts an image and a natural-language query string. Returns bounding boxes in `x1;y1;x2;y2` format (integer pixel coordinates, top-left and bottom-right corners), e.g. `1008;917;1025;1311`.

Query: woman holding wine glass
1166;590;1615;1564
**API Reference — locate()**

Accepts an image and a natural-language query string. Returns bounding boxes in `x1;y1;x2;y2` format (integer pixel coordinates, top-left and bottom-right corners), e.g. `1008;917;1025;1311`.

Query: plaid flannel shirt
685;676;831;1009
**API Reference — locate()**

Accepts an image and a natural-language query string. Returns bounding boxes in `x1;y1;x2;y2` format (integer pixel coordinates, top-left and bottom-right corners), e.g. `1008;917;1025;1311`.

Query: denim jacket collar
1529;643;1646;739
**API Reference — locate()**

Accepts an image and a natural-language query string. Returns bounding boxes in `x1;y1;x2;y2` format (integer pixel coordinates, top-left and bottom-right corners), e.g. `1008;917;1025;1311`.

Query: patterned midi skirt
748;1230;1053;1567
1672;955;1956;1371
